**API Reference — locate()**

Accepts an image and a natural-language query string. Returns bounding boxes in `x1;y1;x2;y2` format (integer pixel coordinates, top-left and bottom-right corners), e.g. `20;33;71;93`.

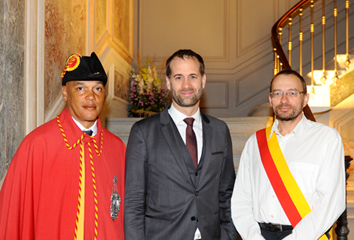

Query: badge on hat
61;53;81;79
61;52;107;86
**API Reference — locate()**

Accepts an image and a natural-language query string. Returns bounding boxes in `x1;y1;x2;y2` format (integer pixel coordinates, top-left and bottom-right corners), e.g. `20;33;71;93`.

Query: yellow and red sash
256;127;330;240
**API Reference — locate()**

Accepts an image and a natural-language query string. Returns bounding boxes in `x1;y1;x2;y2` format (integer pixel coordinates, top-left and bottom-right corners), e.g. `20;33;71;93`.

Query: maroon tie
184;118;198;168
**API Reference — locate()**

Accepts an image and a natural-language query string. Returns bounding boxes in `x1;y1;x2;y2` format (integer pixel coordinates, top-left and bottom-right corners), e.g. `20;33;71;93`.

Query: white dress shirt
231;115;345;240
168;103;203;163
168;103;203;240
72;117;98;136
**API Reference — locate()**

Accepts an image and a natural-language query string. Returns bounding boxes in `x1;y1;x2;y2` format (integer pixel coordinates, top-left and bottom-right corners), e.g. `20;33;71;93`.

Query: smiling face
269;73;309;123
62;80;106;128
166;56;206;115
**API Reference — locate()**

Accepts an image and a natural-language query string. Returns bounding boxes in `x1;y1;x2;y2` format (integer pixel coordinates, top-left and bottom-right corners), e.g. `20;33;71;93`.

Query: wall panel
139;0;229;61
137;0;277;117
200;81;229;108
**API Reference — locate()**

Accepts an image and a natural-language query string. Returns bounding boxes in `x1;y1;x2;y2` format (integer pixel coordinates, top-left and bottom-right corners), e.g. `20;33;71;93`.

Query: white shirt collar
168;103;201;126
72;117;98;136
270;114;307;140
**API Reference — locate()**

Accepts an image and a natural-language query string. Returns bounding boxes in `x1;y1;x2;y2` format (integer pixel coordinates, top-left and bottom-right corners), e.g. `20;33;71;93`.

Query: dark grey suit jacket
124;107;238;240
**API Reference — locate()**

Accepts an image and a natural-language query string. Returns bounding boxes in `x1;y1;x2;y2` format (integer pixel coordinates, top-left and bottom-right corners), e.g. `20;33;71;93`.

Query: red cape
0;108;126;239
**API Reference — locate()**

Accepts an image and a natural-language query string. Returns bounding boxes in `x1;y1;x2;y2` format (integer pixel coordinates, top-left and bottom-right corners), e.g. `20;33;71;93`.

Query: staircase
307;53;354;110
106;116;273;171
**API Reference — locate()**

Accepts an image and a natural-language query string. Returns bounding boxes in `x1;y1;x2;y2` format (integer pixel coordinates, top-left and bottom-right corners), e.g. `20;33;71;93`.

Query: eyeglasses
270;90;304;98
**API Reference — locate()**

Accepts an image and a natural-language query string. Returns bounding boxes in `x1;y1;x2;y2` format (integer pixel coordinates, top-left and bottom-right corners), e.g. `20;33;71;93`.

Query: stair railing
271;0;352;122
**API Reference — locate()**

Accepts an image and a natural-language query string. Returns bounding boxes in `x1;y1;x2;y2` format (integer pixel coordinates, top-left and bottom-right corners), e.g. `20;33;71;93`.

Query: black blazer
124;107;238;240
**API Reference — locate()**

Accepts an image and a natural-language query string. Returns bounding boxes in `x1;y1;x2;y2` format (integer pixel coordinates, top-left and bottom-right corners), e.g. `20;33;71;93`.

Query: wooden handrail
271;0;317;122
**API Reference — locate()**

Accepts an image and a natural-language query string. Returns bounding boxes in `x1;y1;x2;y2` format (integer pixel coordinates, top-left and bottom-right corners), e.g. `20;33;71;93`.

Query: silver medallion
110;176;120;221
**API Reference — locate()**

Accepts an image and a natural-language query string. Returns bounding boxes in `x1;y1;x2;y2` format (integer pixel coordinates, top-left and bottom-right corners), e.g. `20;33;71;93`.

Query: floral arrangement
129;55;170;117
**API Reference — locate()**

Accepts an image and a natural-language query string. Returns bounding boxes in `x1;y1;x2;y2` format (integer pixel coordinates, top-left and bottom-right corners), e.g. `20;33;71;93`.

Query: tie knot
83;130;93;136
184;118;195;126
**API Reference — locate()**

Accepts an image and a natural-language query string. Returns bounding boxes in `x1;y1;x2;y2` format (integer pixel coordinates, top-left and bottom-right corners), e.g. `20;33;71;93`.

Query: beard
273;103;303;121
171;87;203;108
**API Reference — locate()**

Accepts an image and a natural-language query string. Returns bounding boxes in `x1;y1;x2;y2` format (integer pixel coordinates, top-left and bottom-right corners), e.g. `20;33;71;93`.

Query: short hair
270;69;307;94
165;49;205;78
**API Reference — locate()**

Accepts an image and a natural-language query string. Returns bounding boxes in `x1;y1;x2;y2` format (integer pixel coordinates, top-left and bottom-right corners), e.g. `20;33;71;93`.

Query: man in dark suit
124;49;238;240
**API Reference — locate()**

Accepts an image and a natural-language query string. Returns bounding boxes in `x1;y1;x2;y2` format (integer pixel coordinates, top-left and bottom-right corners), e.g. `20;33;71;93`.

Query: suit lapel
160;109;195;186
198;113;213;184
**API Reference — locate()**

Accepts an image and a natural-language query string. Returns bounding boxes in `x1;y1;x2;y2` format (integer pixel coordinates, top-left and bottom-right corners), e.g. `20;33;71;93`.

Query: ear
268;93;273;107
201;74;206;89
166;76;171;91
62;85;68;102
303;93;310;108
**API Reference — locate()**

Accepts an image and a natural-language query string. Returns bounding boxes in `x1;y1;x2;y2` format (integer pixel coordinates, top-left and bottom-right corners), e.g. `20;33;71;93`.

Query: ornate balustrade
271;0;353;121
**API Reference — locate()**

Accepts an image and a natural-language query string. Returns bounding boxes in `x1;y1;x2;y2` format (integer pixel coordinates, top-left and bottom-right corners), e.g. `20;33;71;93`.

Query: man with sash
0;52;126;239
231;69;345;240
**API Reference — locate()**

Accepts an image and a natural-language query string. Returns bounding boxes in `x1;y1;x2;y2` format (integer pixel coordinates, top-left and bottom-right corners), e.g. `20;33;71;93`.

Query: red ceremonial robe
0;108;126;240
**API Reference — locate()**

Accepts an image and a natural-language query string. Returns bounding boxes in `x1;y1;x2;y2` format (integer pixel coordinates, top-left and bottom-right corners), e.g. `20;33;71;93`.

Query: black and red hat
61;52;107;86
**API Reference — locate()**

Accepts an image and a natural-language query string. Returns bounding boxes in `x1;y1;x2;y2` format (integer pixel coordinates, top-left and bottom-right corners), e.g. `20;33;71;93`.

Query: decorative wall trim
138;0;229;63
24;0;45;135
201;80;229;108
203;0;230;62
201;0;229;62
236;55;272;105
45;95;66;123
88;0;95;52
95;0;134;63
110;0;134;61
236;0;274;58
99;47;131;124
330;94;354;136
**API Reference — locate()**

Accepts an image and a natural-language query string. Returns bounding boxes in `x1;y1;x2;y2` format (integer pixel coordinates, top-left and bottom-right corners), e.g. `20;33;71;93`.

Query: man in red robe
0;52;126;240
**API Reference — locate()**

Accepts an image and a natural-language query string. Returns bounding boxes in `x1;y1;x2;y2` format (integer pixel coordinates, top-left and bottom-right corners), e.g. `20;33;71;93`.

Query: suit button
195;191;199;196
191;216;196;221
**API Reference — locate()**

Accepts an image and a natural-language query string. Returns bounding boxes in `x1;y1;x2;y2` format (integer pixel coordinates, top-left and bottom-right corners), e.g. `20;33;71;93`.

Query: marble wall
44;0;86;115
0;0;25;181
113;69;130;100
0;0;133;186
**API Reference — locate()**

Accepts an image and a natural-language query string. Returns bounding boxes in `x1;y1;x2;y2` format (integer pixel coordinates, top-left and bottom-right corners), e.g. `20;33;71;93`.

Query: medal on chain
110;176;120;220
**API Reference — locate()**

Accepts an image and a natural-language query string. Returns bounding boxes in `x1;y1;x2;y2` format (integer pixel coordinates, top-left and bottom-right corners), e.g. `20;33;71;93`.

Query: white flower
138;80;145;94
147;66;152;76
152;66;158;79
